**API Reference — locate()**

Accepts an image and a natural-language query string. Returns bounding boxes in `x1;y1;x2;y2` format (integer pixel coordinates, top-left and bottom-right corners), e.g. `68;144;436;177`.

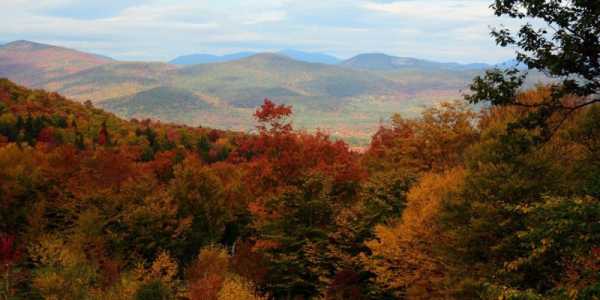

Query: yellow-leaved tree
363;168;466;299
218;275;265;300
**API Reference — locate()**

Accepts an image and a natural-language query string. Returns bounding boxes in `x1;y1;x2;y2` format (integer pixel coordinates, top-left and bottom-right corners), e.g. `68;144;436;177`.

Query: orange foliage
365;101;478;173
364;168;466;299
190;273;225;300
254;98;292;133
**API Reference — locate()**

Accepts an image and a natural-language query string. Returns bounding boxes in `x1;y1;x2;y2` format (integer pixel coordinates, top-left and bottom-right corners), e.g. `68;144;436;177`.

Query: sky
0;0;521;63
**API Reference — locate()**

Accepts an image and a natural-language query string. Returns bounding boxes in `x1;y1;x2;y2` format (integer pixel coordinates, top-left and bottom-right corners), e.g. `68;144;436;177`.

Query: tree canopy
467;0;600;137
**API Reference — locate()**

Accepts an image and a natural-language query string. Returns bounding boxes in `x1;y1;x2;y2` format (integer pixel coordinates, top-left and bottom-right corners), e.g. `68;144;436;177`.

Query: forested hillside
1;76;598;299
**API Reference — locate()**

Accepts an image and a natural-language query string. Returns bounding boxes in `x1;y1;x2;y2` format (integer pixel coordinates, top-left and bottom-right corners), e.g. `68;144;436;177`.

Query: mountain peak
170;50;341;66
342;53;417;71
277;49;340;65
240;53;306;66
1;40;53;51
342;53;490;71
1;40;114;62
248;52;288;59
0;40;114;86
169;52;257;65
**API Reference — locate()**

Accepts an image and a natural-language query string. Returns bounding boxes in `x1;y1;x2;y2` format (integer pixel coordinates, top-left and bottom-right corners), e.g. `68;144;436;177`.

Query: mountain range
0;40;531;144
340;53;490;71
170;49;342;65
169;49;492;70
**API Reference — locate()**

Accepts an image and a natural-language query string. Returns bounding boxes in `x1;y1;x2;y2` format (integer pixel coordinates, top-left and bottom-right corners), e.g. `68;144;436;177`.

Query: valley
1;40;490;144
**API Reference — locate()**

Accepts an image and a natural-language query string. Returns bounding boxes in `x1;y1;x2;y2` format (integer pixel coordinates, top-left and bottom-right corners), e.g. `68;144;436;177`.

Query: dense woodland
0;79;598;299
1;0;600;299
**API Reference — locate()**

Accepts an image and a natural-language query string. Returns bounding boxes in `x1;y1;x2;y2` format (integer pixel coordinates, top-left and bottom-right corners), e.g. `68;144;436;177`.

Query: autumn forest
1;0;600;299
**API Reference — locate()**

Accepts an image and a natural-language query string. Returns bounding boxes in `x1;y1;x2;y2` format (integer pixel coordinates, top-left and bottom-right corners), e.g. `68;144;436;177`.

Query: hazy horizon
1;39;517;65
0;0;520;64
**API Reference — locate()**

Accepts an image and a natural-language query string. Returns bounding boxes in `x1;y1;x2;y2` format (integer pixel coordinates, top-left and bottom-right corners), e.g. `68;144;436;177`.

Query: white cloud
0;0;71;10
362;0;493;21
241;10;287;25
0;0;519;63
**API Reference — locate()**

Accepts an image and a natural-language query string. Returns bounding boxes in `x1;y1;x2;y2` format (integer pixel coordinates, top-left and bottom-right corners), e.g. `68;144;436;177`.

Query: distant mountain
170;49;341;66
33;52;409;109
170;53;403;109
277;49;340;65
0;40;113;85
0;40;496;144
341;53;490;72
496;58;529;70
461;62;491;69
169;52;256;65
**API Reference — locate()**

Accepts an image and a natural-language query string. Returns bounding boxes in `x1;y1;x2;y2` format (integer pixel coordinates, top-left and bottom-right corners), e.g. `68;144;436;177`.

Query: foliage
363;168;465;299
466;0;600;138
218;275;265;300
364;101;478;174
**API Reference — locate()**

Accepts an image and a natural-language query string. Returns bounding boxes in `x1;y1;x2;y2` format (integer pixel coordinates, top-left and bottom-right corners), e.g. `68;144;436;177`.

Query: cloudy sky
0;0;521;63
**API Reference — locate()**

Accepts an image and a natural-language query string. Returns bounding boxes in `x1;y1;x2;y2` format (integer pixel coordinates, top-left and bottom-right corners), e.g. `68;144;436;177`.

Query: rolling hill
97;53;420;133
0;40;504;144
42;61;177;102
100;86;213;122
277;49;340;65
170;53;403;109
0;40;113;86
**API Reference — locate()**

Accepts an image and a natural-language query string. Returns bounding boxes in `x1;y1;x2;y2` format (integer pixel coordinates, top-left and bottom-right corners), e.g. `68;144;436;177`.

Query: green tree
437;102;598;298
254;174;336;299
467;0;600;137
170;157;230;262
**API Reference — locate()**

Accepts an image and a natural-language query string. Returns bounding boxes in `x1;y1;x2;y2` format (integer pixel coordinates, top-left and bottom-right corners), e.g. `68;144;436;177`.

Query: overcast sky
0;0;521;63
